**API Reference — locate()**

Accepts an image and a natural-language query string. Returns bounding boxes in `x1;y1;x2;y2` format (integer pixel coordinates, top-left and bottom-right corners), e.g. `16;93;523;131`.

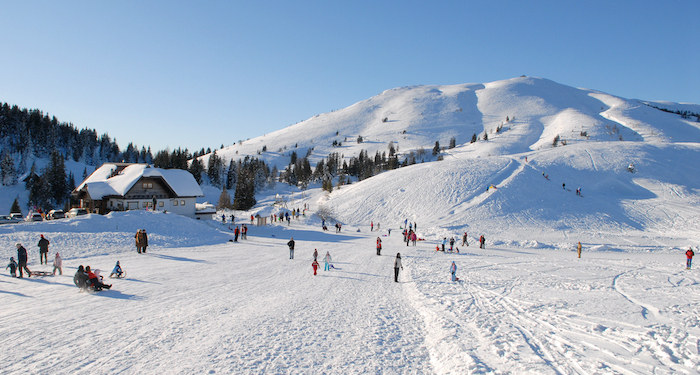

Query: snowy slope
0;211;698;374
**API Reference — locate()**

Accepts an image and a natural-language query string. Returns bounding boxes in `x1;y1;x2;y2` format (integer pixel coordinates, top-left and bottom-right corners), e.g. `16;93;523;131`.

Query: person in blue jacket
6;257;17;277
450;261;458;281
110;261;123;278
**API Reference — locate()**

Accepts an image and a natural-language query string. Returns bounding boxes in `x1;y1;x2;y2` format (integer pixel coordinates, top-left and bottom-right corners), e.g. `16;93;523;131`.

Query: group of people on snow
135;229;149;253
6;233;125;293
73;265;112;292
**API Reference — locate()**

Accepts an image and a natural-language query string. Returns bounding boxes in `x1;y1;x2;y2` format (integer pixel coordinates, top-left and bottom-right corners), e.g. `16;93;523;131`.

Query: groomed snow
1;209;698;374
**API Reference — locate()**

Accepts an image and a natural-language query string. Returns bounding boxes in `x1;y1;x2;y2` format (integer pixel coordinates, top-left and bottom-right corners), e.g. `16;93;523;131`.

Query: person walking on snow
687;248;695;269
234;226;240;242
38;234;49;265
376;237;382;256
287;238;295;259
577;242;582;258
313;248;318;261
411;232;417;246
441;238;447;252
462;232;468;246
394;253;403;282
449;237;455;251
312;259;319;275
16;243;30;278
479;235;486;249
52;252;63;275
324;252;333;271
371;221;374;231
450;261;458;281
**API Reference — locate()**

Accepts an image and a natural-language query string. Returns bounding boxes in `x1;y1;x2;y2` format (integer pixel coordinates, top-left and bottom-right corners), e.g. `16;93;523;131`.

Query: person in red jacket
687;248;695;269
85;266;111;291
376;237;382;256
312;260;319;275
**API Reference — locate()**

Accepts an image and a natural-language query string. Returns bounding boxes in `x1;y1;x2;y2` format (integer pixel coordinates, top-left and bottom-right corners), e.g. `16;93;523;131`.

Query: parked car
4;214;24;224
66;208;89;218
47;209;65;220
0;215;16;224
25;212;44;222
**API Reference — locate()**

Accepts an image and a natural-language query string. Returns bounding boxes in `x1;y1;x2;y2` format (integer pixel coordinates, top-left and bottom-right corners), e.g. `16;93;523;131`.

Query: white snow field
0;209;698;374
2;76;700;374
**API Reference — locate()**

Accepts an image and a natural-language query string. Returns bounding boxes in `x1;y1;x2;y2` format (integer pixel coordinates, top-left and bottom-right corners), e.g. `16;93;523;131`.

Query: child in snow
324;252;332;271
6;257;17;277
450;261;458;281
110;261;123;278
687;248;695;269
376;237;382;256
441;238;447;252
312;260;319;275
449;237;455;251
53;253;63;275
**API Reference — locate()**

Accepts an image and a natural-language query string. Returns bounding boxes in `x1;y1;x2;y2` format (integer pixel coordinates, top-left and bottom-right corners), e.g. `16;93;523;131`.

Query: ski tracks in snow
405;246;700;374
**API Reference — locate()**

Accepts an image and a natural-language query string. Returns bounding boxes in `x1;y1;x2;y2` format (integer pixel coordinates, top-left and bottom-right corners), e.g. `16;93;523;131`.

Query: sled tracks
406;271;698;374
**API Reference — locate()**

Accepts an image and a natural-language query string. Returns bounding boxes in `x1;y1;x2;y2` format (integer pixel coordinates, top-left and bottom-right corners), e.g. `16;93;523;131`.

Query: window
159;201;164;207
142;182;153;189
173;200;178;206
142;202;149;208
180;200;185;206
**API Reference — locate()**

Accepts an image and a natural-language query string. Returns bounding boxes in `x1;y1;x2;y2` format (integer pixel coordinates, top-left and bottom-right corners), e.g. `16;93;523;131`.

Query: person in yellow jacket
577;242;582;258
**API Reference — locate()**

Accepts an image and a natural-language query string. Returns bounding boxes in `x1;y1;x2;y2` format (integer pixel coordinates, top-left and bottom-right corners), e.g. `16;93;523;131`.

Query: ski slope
0;210;698;374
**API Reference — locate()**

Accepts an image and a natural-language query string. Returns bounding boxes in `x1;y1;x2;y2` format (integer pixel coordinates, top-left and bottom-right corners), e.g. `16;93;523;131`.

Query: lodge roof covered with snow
75;163;203;200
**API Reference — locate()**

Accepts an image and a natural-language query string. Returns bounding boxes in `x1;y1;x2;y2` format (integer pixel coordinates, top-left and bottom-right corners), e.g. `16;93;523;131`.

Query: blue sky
1;0;698;154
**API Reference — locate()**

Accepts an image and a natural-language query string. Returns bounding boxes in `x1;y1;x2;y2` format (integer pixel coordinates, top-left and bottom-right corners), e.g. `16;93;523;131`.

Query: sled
109;270;127;279
29;271;53;277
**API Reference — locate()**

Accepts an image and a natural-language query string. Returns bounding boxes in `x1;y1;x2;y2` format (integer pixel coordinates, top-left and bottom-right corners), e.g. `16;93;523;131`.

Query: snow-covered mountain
202;76;700;247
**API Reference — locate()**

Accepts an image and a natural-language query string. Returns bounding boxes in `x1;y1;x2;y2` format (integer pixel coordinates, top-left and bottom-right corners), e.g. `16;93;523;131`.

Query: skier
479;235;486;249
312;259;319;275
394;253;403;282
16;243;30;278
462;232;468;246
687;248;695;270
450;261;458;281
324;251;332;271
38;234;50;265
52;252;63;275
577;242;582;258
287;237;295;259
376;237;382;255
110;261;123;278
6;257;17;277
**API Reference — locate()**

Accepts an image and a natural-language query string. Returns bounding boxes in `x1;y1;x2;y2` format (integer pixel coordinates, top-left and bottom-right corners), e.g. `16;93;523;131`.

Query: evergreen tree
207;150;223;187
268;165;278;189
45;150;68;208
10;197;21;214
225;160;237;189
449;137;456;149
471;133;477;143
432;141;441;156
1;153;17;186
216;188;233;210
188;157;204;185
233;167;256;210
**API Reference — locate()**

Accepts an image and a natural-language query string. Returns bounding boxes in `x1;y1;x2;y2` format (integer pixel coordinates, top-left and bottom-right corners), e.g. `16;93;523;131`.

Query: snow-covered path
0;225;431;374
1;213;699;374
